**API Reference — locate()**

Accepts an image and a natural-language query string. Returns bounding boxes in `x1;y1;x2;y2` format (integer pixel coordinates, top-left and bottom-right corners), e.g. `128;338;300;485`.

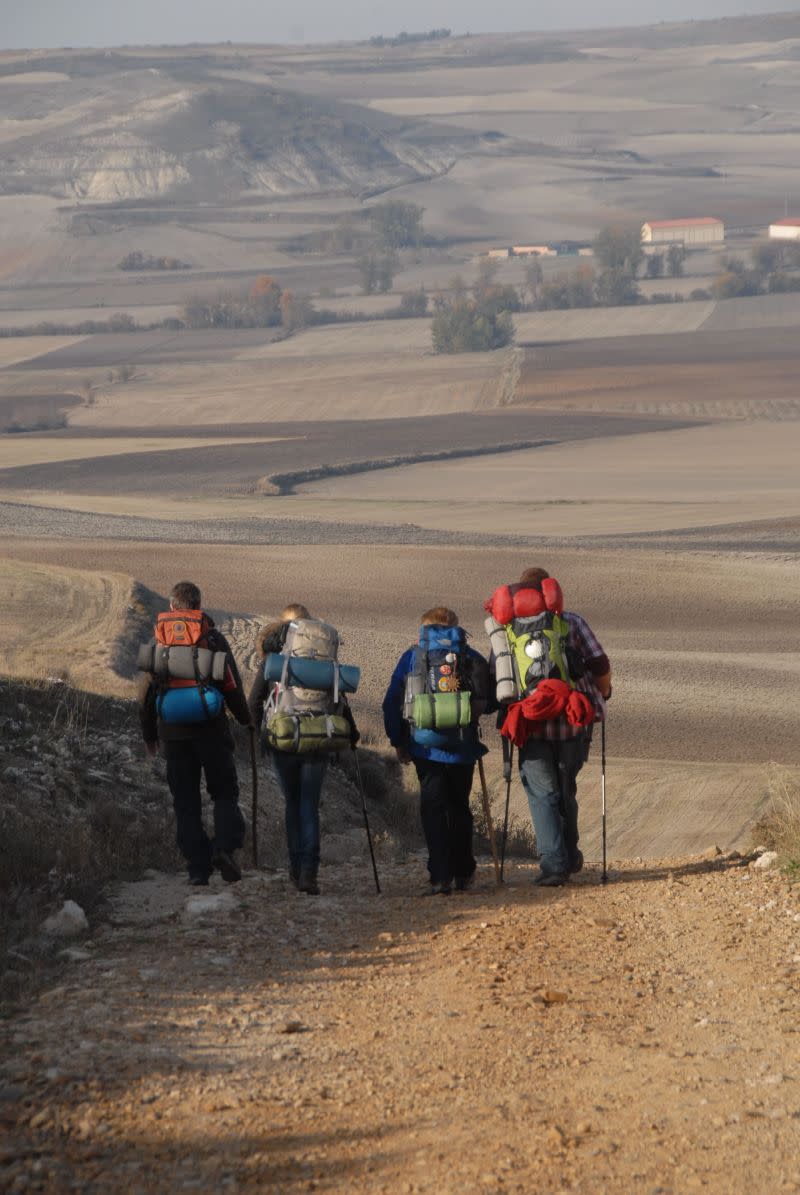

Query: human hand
395;746;412;766
145;740;159;758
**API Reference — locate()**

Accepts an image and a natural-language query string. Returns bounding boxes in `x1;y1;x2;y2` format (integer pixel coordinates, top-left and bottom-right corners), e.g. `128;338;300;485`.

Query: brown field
5;23;800;1189
0;538;797;864
1;16;800;870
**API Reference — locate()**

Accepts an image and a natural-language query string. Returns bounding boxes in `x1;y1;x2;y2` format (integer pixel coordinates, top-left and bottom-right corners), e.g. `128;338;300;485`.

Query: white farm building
768;218;800;241
641;217;725;245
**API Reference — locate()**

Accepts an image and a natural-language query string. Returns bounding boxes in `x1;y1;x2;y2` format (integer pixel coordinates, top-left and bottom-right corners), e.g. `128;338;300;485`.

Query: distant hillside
0;51;473;202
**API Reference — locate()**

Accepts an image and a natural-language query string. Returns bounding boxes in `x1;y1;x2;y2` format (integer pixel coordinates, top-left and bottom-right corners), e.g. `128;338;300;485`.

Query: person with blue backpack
138;580;253;887
383;606;492;895
247;604;360;895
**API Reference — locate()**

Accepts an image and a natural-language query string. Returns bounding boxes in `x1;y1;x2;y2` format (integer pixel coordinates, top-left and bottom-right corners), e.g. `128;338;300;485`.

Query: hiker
248;604;359;895
138;581;253;887
484;567;611;887
383;606;491;895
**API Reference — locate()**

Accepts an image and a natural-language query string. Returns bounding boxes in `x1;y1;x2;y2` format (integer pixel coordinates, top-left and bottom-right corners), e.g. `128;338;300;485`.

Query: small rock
184;892;239;919
752;851;779;872
58;947;93;962
280;1021;308;1035
41;900;89;939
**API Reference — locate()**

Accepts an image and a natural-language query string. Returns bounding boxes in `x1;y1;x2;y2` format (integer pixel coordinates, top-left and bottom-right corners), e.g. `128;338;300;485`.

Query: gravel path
2;853;799;1193
1;500;798;554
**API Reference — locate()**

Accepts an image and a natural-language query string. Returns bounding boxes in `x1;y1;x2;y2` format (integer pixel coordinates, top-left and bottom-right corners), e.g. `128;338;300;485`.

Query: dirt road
3;854;799;1194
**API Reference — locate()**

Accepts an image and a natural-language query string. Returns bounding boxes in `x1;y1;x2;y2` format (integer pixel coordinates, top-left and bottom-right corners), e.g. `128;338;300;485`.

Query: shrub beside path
2;852;800;1193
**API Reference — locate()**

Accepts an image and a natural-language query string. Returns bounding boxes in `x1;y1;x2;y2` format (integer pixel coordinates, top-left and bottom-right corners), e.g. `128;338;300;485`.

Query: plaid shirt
528;611;607;741
490;611;609;742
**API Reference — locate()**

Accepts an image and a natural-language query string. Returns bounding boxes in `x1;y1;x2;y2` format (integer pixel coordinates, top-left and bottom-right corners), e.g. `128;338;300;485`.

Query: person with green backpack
383;606;491;895
484;567;612;887
247;604;359;895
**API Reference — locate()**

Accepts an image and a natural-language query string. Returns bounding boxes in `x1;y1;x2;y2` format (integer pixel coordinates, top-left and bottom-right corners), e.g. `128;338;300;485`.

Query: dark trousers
165;738;245;879
414;759;476;886
272;753;327;880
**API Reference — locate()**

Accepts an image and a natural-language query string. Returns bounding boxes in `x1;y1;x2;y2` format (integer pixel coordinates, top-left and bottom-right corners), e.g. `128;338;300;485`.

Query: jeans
518;733;591;877
165;738;245;879
272;753;328;879
414;760;476;885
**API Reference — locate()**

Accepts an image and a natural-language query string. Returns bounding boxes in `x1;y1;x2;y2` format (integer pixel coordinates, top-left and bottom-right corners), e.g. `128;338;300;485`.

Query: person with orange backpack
138;580;253;886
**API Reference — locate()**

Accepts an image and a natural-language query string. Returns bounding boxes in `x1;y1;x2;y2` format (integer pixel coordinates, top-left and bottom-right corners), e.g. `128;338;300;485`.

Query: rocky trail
2;851;800;1194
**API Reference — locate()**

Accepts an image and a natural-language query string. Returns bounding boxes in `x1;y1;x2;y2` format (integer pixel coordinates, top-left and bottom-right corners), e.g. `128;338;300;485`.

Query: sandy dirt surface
0;558;140;693
298;420;800;536
0;435;283;470
0;337;87;368
3;854;800;1194
0;410;665;499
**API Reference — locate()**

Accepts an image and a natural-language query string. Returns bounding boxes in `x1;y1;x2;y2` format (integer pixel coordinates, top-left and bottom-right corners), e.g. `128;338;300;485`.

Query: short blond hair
280;603;310;621
258;604;312;656
421;606;458;627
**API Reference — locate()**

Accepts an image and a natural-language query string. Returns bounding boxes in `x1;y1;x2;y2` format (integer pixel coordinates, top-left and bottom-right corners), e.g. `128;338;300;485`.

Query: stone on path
40;900;88;938
184;891;239;919
752;851;780;871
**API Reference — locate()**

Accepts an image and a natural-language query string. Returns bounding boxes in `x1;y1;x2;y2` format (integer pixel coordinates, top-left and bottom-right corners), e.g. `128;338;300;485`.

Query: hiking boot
429;880;452;896
188;874;210;887
454;874;475;892
212;850;242;884
533;871;567;888
569;850;584;875
298;871;320;895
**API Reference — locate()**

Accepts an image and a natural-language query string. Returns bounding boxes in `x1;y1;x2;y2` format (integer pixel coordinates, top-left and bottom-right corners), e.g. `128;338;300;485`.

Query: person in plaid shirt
493;567;612;887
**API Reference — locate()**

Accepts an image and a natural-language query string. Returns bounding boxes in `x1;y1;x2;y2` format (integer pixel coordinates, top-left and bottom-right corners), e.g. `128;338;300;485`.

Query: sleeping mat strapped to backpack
403;624;473;750
137;609;230;724
264;618;355;754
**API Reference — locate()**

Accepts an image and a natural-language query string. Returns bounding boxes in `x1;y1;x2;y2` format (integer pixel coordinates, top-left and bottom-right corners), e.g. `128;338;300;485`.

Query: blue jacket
382;640;491;765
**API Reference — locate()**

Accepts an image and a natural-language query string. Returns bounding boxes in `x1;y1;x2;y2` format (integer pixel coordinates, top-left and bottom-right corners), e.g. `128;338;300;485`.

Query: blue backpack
403;625;472;749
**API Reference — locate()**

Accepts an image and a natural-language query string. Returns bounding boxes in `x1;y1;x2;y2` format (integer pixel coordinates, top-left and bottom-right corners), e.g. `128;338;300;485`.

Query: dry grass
0;677;178;999
752;766;800;880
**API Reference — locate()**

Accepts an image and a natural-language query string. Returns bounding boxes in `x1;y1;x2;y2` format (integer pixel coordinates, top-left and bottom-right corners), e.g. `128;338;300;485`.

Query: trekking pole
500;738;514;883
249;726;259;869
477;756;501;885
352;748;381;894
600;718;608;885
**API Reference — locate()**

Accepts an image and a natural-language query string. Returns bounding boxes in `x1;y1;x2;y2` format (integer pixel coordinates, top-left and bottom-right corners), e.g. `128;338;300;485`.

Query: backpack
484;580;580;705
264;618;353;754
137;609;229;723
403;625;473;749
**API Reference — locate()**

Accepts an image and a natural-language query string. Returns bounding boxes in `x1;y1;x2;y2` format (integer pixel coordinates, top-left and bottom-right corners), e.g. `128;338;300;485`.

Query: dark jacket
247;621;359;747
139;619;251;746
383;634;491;765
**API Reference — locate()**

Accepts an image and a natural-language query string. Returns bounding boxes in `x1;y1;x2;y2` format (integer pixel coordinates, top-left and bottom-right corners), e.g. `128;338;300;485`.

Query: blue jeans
518;734;591;877
272;753;328;879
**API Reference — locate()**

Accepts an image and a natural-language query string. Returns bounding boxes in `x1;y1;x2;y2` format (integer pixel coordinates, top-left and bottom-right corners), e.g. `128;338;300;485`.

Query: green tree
358;252;397;294
522;257;544;308
711;269;762;300
567;265;595;308
431;292;514;354
367;201;425;249
666;245;686;277
397;288;429;316
645;252;665;279
593;224;643;277
751;239;784;276
594;268;641;307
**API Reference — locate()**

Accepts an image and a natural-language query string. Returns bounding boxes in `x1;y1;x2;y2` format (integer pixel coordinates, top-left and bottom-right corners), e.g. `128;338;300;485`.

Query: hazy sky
2;0;798;50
